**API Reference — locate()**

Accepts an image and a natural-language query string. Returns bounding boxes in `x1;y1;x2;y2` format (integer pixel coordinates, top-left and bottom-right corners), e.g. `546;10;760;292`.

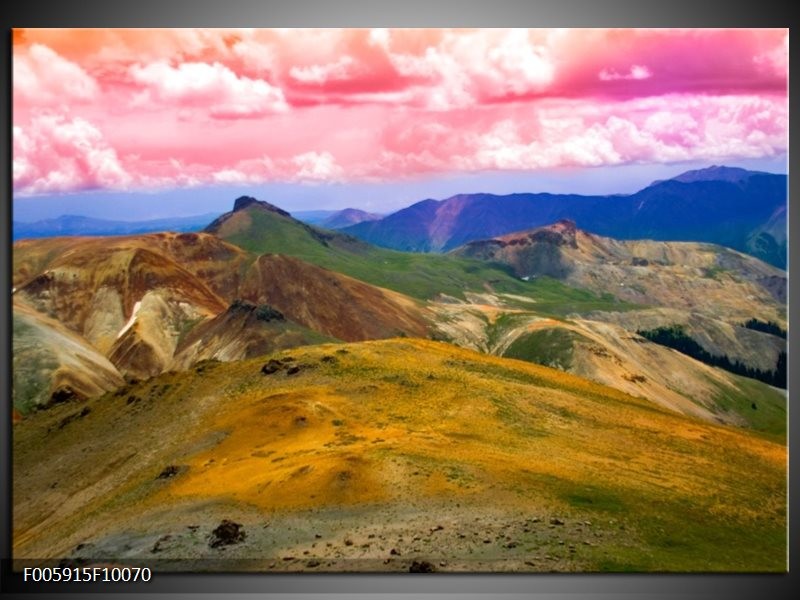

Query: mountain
12;225;432;396
238;254;431;341
444;220;786;405
13;300;125;412
292;210;338;225
12;338;786;571
13;213;218;241
201;195;572;302
320;208;383;230
343;167;787;268
451;220;785;325
662;164;771;184
171;300;335;371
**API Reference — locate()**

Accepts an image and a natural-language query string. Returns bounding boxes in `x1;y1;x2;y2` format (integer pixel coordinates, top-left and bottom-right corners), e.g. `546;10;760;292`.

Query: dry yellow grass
13;338;786;571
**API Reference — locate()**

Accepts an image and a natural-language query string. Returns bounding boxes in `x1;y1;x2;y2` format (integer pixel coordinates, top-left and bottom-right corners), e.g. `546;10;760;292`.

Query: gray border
1;1;795;598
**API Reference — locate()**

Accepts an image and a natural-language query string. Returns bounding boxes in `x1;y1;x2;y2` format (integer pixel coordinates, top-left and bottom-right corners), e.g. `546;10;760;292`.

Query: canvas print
12;28;787;572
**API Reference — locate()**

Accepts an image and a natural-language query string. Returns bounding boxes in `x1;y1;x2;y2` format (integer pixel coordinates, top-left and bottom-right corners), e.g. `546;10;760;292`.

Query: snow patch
117;301;142;339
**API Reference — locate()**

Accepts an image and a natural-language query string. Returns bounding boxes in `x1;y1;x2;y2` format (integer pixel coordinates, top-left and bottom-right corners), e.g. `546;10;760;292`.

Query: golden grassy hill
13;338;785;572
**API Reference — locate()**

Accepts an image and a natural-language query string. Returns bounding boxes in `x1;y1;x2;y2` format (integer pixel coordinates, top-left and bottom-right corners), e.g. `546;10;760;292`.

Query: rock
429;525;444;533
286;365;301;376
49;386;83;406
156;465;182;479
344;539;354;546
209;520;246;548
151;534;172;553
261;359;283;375
56;407;91;430
550;517;565;526
409;560;436;573
390;548;400;556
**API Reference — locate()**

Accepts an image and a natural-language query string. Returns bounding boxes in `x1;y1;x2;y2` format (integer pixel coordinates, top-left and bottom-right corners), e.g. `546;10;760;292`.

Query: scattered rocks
261;360;283;375
49;386;83;406
156;465;184;479
254;304;284;323
56;407;91;430
209;520;246;548
409;560;436;573
151;535;172;554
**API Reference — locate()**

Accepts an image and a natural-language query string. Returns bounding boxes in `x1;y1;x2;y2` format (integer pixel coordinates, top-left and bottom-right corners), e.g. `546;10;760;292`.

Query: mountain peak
649;165;771;187
232;196;291;217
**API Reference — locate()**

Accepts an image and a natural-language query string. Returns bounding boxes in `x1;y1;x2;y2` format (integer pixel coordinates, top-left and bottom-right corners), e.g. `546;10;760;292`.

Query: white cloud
292;151;344;182
386;29;555;110
290;56;355;84
13;113;132;195
129;60;288;118
14;44;99;104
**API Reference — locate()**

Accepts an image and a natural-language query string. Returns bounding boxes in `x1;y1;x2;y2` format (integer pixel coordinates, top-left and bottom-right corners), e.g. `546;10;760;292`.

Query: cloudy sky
12;28;788;219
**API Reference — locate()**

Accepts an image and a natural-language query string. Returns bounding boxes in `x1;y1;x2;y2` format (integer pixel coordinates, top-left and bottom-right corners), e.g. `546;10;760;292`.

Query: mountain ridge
343;167;787;267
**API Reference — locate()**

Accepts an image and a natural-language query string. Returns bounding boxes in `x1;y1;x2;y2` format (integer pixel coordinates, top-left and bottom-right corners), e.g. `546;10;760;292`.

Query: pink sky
13;28;788;196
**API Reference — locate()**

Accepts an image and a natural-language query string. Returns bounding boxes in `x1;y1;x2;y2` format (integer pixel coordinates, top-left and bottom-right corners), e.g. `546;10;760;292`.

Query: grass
221;208;642;315
15;339;785;571
502;327;588;370
705;374;787;443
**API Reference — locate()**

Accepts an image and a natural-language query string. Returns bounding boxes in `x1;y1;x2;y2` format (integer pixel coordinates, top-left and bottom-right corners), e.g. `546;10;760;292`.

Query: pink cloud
598;65;652;82
129;60;288;118
291;150;344;182
11;28;788;195
289;55;356;84
14;44;99;104
14;113;132;194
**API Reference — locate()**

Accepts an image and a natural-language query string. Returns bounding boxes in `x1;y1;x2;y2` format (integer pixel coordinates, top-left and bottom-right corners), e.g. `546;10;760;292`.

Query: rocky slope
13;301;125;413
452;220;785;326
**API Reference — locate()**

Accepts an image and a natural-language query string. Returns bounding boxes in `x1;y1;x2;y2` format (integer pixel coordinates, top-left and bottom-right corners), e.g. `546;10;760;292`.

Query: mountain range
12;213;219;241
11;165;788;572
344;166;787;268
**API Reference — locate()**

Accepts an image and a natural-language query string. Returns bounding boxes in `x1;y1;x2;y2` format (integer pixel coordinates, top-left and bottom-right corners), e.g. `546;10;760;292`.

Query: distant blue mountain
292;210;338;225
12;213;219;241
343;166;787;268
